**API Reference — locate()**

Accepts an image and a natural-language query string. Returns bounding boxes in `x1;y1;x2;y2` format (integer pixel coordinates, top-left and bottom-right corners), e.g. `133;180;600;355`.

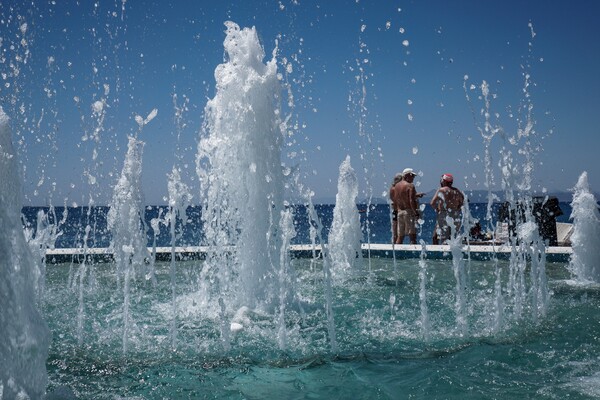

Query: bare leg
409;234;417;244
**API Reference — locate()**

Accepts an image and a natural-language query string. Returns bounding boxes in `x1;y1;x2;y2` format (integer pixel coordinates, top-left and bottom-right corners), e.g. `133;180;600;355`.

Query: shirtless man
392;168;423;244
430;173;465;244
389;172;403;243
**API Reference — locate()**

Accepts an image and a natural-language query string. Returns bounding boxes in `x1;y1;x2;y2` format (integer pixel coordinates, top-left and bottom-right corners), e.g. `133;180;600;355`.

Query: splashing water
0;107;49;399
461;42;551;331
276;208;297;350
107;135;149;352
305;192;338;352
165;166;192;348
569;172;600;283
328;155;362;283
196;21;288;315
2;8;599;398
418;246;430;341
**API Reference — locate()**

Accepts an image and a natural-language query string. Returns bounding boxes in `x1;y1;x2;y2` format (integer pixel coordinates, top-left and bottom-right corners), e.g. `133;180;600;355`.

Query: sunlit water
1;4;598;398
44;257;600;399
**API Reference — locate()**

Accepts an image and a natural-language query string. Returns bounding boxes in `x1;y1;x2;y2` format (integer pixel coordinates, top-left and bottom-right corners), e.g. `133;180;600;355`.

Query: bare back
394;180;418;212
431;186;464;212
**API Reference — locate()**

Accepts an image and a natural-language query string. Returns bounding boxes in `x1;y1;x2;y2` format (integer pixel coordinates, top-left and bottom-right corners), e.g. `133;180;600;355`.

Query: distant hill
314;189;588;205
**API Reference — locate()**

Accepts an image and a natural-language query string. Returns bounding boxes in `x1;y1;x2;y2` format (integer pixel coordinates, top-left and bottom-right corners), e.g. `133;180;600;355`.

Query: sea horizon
23;189;589;208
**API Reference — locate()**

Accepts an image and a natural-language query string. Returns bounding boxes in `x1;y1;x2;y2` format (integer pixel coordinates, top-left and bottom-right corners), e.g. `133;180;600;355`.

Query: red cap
442;174;453;183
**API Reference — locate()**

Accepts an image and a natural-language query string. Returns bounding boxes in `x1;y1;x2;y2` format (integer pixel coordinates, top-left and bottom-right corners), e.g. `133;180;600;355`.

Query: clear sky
1;0;598;205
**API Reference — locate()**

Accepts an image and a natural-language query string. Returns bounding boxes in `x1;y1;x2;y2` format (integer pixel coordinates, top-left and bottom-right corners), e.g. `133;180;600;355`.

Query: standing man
389;172;403;243
430;173;465;244
393;168;423;244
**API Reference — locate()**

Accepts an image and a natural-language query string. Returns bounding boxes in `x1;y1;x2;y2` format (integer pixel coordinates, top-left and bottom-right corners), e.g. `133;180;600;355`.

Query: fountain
196;21;290;316
569;171;600;283
328;155;362;283
1;4;599;399
0;108;49;399
107;134;149;353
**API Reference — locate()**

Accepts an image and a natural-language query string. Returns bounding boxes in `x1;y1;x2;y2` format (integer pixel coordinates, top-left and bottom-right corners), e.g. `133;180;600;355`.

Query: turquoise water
44;257;600;399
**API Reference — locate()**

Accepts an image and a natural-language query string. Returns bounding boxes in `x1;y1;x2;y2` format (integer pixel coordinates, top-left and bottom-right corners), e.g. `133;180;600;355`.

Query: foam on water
567;371;600;398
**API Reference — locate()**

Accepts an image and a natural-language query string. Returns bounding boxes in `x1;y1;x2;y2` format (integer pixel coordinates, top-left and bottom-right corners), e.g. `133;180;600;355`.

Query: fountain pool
43;257;600;399
1;3;599;399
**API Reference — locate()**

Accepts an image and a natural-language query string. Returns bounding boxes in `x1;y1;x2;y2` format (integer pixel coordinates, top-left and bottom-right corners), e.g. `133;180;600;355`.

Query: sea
21;201;574;249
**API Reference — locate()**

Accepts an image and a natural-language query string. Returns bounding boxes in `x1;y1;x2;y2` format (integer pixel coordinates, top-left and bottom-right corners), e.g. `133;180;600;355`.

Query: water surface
44;257;600;399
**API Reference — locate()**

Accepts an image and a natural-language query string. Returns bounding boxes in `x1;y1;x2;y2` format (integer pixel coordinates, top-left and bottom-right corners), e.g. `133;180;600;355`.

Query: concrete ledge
358;243;571;261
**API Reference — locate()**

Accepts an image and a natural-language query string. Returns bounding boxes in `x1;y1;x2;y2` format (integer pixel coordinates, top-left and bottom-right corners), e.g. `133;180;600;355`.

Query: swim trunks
397;209;418;236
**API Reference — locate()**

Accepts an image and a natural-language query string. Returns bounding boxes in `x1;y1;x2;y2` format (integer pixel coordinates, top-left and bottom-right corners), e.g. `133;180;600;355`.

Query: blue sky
1;0;598;205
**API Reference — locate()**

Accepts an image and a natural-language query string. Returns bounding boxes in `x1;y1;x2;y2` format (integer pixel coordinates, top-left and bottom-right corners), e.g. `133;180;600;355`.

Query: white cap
402;168;416;177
